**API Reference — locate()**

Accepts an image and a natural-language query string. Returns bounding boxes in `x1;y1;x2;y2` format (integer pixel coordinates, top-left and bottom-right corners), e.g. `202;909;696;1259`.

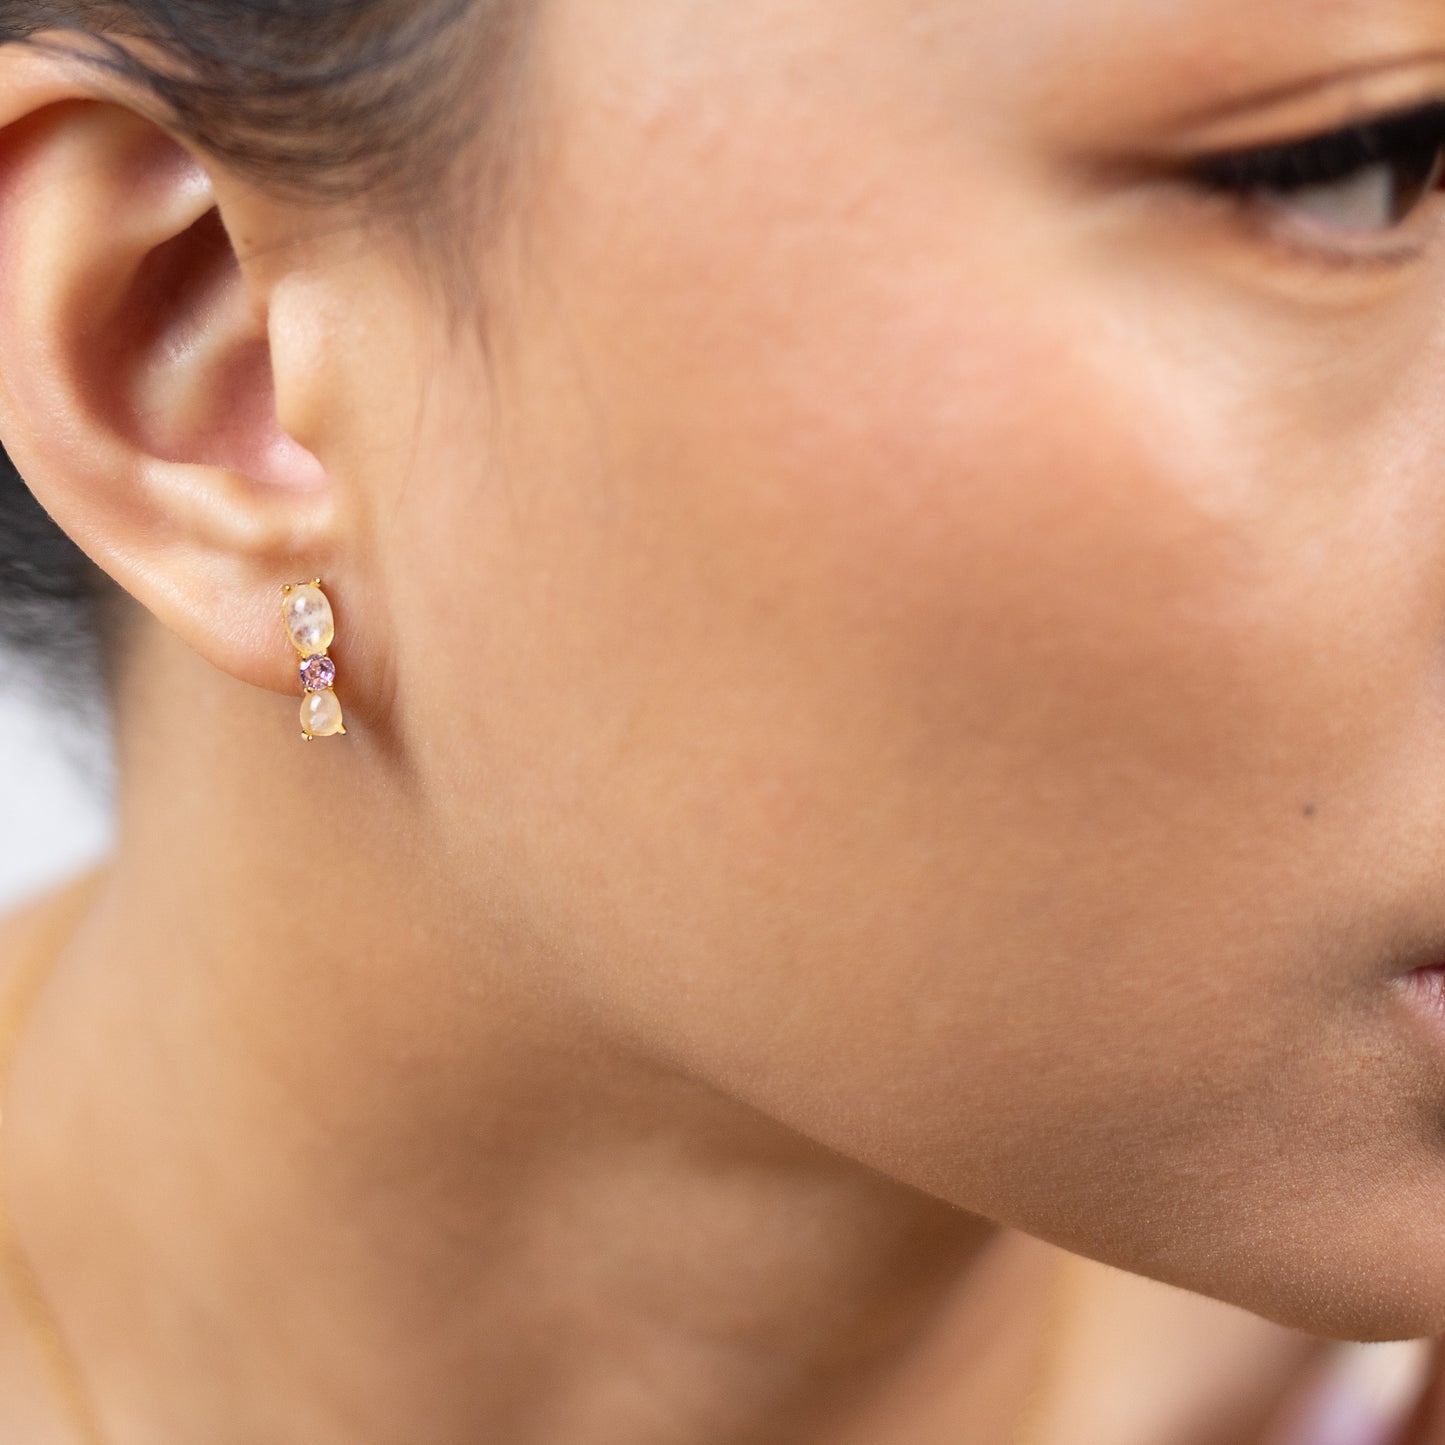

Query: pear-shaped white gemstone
301;688;345;738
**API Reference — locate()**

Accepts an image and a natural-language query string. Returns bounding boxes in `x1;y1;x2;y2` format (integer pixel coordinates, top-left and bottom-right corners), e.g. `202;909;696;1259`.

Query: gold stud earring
280;578;348;741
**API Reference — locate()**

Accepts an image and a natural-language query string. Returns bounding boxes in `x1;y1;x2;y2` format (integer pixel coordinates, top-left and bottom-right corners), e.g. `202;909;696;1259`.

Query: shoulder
0;861;111;1007
0;859;111;1445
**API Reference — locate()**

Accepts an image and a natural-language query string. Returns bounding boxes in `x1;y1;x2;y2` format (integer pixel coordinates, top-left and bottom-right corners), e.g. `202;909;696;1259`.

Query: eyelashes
1187;98;1445;237
1184;98;1445;241
1193;99;1445;194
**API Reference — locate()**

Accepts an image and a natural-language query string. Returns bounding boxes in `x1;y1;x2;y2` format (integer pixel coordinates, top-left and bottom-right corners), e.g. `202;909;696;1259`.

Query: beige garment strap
0;867;111;1445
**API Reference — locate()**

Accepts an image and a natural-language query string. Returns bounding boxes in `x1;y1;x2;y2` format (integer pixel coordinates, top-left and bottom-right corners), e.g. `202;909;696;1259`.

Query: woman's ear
0;31;350;695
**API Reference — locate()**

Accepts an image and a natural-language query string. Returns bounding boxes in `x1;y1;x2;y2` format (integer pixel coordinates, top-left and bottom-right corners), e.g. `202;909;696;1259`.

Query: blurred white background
0;678;114;913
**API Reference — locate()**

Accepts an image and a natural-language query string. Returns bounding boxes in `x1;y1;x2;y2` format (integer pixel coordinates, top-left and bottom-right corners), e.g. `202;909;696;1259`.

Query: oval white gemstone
283;584;335;656
301;688;345;738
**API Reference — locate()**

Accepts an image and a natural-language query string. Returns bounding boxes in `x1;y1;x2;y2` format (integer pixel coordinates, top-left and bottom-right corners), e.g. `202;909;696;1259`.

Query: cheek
473;269;1445;1330
451;219;1374;1124
392;54;1445;1333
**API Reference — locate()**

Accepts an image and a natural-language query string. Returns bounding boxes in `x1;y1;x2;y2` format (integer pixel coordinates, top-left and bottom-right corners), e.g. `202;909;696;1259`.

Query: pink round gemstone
299;654;337;692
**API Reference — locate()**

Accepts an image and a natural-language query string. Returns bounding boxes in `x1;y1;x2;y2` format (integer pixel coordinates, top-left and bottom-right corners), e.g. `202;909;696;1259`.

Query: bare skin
0;868;1388;1445
5;0;1445;1440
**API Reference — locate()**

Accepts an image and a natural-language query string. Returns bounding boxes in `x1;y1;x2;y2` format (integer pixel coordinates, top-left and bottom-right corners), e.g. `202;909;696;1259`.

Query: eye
1191;99;1445;237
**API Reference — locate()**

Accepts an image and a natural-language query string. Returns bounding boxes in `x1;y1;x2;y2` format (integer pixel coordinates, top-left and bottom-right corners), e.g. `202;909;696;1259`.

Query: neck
2;620;1051;1445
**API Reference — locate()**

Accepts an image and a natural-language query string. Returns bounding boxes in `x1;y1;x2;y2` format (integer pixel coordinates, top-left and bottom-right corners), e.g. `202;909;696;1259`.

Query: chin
1163;1237;1445;1344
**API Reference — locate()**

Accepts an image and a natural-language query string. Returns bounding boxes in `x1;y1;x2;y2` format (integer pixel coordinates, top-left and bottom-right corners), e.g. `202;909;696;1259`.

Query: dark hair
0;0;530;709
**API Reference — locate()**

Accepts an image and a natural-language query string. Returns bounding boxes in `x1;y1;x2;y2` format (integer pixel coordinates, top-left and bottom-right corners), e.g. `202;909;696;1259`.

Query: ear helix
280;579;347;741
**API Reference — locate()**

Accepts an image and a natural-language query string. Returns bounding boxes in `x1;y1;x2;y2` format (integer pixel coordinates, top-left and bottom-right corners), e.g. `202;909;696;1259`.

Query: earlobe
0;33;340;696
